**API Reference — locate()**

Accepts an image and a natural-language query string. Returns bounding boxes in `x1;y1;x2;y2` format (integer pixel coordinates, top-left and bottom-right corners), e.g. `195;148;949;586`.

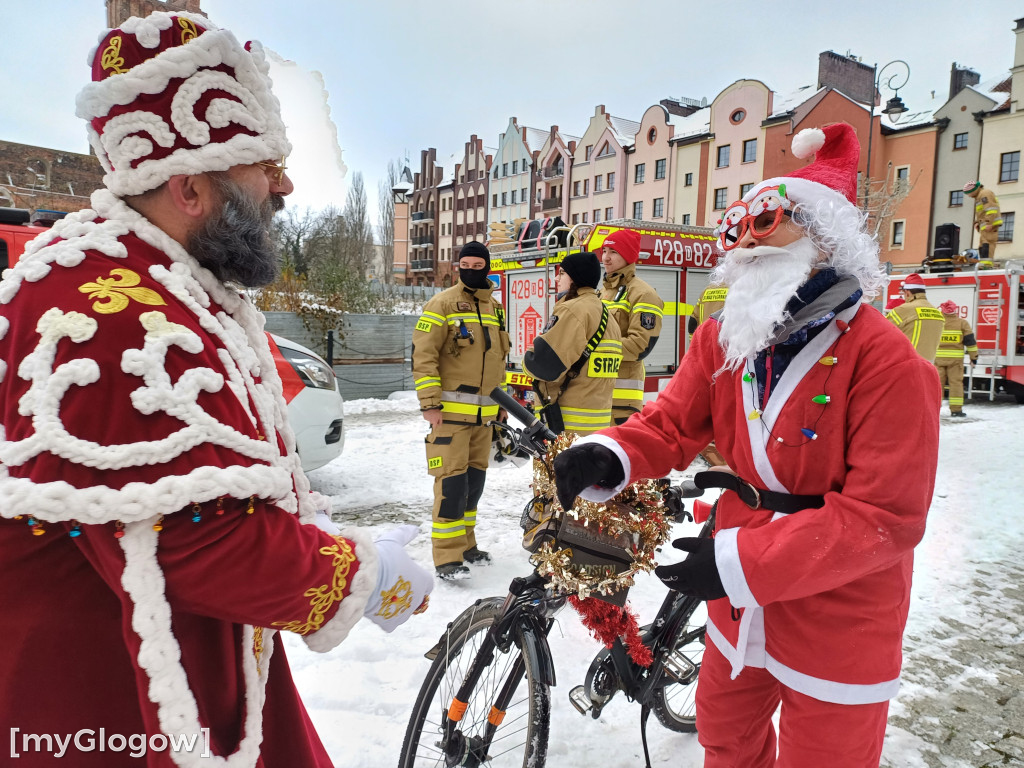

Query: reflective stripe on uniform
464;508;477;528
949;397;964;406
935;350;968;358
432;519;466;539
886;310;903;326
613;388;644;400
416;375;442;390
560;406;612;425
603;299;631;313
441;391;495;405
632;302;663;316
441;401;500;419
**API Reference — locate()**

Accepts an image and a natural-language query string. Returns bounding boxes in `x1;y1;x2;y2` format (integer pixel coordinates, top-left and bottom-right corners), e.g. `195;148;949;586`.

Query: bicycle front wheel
398;597;551;768
650;622;706;733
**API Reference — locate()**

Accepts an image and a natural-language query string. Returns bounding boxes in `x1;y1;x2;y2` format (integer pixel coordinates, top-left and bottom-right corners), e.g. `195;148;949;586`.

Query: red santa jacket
0;190;380;767
581;301;940;704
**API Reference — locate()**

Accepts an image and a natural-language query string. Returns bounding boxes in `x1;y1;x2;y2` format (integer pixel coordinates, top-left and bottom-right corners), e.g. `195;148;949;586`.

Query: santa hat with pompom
939;300;959;314
75;10;290;197
741;123;860;212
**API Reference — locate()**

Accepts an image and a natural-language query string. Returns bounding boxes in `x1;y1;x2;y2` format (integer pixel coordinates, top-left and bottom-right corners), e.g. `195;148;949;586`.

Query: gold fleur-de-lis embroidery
376;576;413;620
101;36;127;75
78;268;167;315
179;17;198;44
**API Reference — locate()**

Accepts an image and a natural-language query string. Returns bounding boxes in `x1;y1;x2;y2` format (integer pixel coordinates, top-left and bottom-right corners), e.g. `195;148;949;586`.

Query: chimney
949;63;981;100
1013;17;1024;114
817;50;875;105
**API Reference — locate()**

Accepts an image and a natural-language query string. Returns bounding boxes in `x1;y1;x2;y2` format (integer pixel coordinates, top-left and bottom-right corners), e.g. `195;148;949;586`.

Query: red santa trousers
696;640;890;768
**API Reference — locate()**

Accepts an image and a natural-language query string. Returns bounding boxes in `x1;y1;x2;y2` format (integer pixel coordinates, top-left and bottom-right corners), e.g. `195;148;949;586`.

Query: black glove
552;443;625;512
655;537;726;601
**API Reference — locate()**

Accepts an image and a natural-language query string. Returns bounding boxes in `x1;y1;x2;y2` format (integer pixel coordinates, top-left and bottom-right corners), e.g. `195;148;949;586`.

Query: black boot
463;546;492;565
436;562;471;580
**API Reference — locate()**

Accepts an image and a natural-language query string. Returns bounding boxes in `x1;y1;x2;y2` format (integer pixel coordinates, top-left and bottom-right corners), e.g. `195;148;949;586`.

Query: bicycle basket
552;502;640;606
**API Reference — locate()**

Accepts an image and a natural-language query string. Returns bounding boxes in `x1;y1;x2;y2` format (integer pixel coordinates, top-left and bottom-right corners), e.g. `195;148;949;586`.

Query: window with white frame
740;183;754;197
582;212;589;223
572;213;579;224
717;145;730;168
605;207;614;220
521;187;527;203
593;209;601;223
742;138;757;163
635;164;646;183
653;197;664;218
713;187;728;209
502;163;508;176
1001;151;1020;182
891;220;905;248
594;175;603;193
512;160;518;174
607;172;615;190
501;191;507;206
585;145;593;161
998;212;1015;242
511;190;517;204
682;213;691;225
684;172;693;186
583;179;589;195
573;180;581;196
953;132;968;150
894;166;910;195
949;190;964;207
633;201;643;219
655;159;666;180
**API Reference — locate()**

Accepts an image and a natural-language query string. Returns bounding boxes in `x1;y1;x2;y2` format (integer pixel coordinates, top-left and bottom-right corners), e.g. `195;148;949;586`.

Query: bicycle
398;387;716;768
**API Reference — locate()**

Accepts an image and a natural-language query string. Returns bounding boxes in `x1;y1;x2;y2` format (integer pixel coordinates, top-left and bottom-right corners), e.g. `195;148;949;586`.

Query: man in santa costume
554;123;940;767
0;11;431;767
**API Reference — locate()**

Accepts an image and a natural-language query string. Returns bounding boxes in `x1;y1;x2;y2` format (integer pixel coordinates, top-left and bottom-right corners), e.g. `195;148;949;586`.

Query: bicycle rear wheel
650;620;706;733
398;597;551;768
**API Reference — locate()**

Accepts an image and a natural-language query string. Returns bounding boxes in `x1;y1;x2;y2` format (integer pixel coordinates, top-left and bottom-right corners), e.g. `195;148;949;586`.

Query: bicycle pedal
568;685;593;716
662;649;698;684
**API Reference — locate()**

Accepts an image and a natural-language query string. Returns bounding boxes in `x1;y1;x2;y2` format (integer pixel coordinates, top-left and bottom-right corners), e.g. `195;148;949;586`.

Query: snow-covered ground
286;391;1024;767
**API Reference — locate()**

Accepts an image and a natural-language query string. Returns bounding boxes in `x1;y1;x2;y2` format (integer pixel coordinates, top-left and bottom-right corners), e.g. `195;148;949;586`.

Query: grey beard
187;174;284;288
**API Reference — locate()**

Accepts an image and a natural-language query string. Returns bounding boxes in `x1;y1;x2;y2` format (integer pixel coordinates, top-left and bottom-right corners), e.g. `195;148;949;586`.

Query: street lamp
862;59;910;211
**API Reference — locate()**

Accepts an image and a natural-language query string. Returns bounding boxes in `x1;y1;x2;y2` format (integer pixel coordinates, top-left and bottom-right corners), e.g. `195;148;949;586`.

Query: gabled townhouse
488;118;547;233
408;148;444;286
972;17;1024;261
534;125;579;225
436;161;456;286
930;66;1009;255
453;134;492;268
761;51;938;268
667;106;711;226
626;97;705;224
703;79;774;229
567;105;639;227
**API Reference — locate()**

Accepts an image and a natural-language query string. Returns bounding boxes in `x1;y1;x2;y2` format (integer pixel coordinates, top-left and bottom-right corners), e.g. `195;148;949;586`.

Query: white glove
364;525;434;632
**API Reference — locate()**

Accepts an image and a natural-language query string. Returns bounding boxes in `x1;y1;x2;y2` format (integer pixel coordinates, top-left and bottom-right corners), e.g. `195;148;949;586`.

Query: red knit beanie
603;228;641;265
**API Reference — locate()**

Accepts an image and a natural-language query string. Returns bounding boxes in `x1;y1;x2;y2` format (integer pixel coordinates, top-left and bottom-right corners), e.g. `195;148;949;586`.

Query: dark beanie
560;251;601;289
459;241;490;269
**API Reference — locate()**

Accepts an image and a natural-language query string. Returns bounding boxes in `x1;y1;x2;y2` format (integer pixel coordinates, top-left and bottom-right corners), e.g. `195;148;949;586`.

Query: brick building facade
0;140;104;215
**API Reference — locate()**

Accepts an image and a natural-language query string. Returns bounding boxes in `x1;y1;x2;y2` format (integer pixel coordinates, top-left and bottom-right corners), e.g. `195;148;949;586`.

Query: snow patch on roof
608;114;641;146
523;126;549;154
666;106;711;139
967;73;1012;111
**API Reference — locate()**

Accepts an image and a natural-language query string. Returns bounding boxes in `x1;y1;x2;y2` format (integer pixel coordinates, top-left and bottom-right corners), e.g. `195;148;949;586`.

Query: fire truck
489;218;719;400
884;262;1024;403
0;208;51;271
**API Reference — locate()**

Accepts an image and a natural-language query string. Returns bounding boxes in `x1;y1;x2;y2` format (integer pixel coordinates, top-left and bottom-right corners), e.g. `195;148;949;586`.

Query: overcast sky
1;0;1020;230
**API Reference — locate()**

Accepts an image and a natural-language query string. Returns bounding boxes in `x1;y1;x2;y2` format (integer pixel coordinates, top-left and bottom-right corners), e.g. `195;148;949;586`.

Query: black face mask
459;266;492;289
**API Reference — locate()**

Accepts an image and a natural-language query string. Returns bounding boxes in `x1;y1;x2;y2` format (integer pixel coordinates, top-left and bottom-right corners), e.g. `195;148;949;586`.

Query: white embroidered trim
119;519;270;768
302;527;380;653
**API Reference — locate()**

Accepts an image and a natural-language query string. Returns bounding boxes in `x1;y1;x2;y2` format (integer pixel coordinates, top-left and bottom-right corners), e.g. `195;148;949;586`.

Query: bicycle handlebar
489;386;559;455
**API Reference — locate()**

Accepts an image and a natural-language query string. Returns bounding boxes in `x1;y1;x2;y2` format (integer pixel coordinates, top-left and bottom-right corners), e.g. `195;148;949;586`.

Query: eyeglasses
714;185;793;251
256;156;288;186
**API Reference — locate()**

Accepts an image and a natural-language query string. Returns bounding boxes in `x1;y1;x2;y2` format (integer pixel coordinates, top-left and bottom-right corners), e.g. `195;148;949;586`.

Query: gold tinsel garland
529;432;672;600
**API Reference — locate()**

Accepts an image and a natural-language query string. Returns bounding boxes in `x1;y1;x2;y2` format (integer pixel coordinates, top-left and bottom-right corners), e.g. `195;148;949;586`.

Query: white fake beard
712;237;820;371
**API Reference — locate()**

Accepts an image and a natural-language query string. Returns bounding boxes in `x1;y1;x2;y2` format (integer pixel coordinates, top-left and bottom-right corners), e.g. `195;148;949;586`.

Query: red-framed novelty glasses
714;184;793;251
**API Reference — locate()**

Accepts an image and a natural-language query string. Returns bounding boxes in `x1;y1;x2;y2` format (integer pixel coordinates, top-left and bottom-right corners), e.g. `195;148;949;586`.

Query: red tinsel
568;595;653;667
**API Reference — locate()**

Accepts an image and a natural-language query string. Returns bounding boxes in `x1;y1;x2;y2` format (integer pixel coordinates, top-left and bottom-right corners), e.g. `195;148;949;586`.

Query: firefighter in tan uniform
964;181;1002;262
936;299;979;418
412;242;509;578
687;282;728;336
599;228;664;424
885;273;944;361
523;251;623;436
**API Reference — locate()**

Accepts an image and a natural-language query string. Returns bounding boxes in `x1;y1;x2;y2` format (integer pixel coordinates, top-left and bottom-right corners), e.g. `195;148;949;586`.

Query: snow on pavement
285;393;1024;767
